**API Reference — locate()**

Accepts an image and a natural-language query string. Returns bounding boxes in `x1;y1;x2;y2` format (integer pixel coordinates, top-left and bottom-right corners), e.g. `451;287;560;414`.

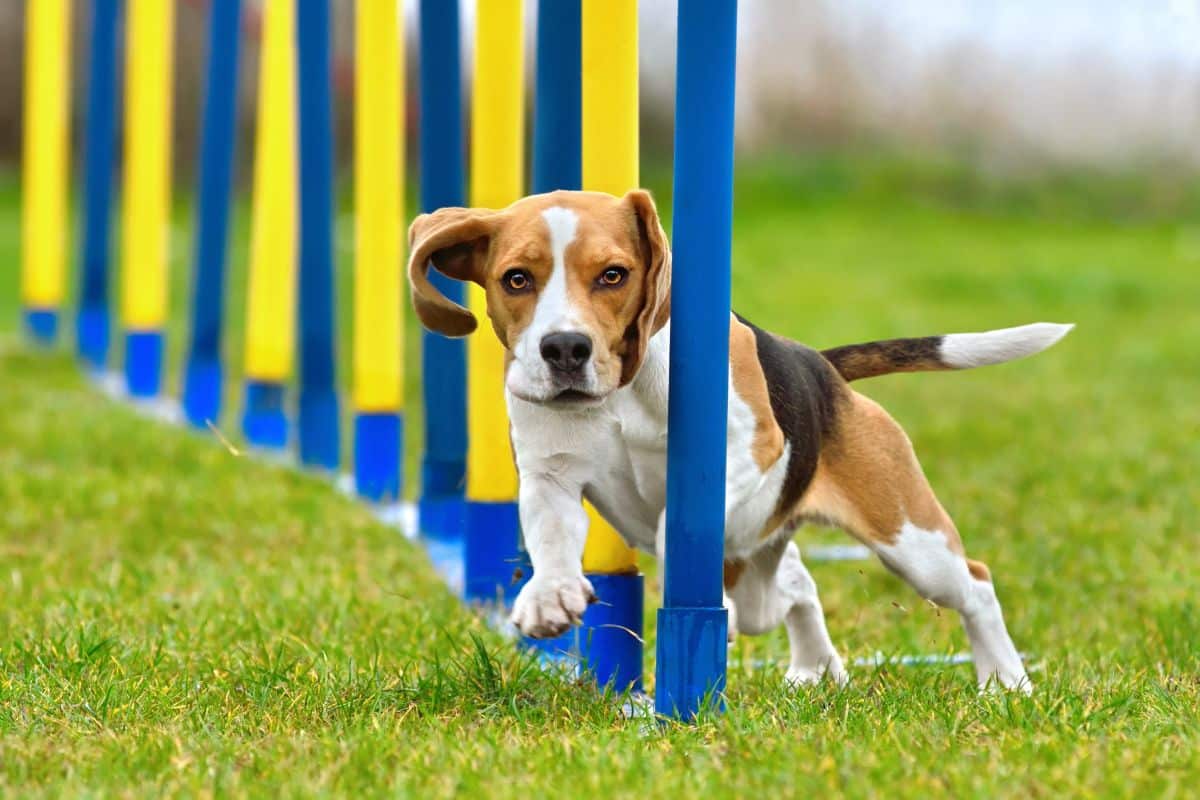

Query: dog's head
408;190;670;406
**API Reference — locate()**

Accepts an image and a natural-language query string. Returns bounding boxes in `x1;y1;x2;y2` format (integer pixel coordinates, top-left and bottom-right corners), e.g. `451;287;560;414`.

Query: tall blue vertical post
295;0;340;470
182;0;243;428
76;0;123;372
527;0;589;665
655;0;736;720
417;0;468;542
532;0;580;195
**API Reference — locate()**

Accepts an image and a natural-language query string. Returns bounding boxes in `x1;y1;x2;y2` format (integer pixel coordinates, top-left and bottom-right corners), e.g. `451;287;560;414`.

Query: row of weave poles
18;0;739;719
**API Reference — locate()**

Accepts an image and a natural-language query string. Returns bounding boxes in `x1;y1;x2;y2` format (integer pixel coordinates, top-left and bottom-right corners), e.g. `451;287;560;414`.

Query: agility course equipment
21;0;72;344
121;0;175;399
417;0;469;545
242;0;298;450
76;0;120;371
183;0;244;428
353;0;406;502
464;0;525;605
295;0;341;470
577;0;645;693
532;0;580;194
17;0;738;721
656;0;737;719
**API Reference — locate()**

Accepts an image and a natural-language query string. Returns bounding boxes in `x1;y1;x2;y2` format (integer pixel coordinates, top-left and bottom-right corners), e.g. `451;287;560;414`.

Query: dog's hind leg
802;391;1031;692
726;537;847;686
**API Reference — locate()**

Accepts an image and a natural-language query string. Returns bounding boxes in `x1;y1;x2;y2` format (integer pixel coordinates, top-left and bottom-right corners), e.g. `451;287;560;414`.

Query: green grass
3;157;1200;797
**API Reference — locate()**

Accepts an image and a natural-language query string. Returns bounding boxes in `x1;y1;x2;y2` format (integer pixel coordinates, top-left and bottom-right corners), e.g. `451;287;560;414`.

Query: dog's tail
821;322;1073;382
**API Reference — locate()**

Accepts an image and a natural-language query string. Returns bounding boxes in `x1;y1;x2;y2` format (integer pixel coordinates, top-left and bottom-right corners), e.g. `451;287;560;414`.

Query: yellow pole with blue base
121;0;175;398
352;0;405;502
577;0;645;692
241;0;297;449
21;0;72;345
464;0;525;604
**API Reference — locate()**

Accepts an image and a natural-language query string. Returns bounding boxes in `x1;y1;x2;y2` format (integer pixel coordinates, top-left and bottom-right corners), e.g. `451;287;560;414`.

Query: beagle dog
408;189;1070;692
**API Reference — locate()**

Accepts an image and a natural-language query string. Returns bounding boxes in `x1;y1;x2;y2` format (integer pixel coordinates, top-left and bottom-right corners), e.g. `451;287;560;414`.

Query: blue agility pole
532;0;580;195
417;0;468;541
182;0;243;428
295;0;340;470
655;0;736;720
526;0;582;660
76;0;123;372
530;0;646;694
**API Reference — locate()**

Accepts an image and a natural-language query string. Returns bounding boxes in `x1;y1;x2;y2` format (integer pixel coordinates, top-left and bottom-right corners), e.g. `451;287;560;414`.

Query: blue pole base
242;380;289;450
464;500;524;605
75;306;109;372
182;359;223;429
579;572;644;693
654;606;728;720
421;458;466;502
298;387;340;470
418;492;467;542
354;411;402;503
23;308;58;346
124;330;164;399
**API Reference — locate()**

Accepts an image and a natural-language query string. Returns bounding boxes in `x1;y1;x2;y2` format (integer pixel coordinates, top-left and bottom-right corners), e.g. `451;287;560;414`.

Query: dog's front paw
510;572;596;638
785;656;848;688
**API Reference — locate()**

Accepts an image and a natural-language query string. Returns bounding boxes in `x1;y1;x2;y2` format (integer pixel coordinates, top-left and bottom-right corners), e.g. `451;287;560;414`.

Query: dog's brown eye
598;266;628;287
503;269;532;293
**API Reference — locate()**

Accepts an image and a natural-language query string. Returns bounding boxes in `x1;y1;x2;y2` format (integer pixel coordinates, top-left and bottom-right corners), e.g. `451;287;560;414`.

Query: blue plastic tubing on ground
183;0;243;428
656;0;737;720
295;0;340;470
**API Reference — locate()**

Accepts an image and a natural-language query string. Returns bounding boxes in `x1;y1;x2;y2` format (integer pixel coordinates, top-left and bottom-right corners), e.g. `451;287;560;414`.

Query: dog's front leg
510;475;596;638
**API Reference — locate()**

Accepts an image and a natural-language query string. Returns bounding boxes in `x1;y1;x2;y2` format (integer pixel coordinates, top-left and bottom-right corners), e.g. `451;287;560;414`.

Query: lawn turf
2;158;1200;797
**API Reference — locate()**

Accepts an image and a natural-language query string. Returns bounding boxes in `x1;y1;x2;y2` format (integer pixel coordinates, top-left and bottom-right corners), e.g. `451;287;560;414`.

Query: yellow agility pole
121;0;175;397
241;0;297;448
352;0;405;501
464;0;525;602
581;0;640;576
575;0;644;691
21;0;72;344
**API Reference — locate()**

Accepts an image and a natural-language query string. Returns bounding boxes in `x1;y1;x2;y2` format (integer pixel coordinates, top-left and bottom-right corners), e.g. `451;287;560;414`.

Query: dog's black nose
540;332;592;373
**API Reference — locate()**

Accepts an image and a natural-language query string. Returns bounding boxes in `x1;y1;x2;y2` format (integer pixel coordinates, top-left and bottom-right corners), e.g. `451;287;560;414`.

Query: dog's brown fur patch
795;392;959;548
730;317;786;471
723;559;747;590
967;559;991;582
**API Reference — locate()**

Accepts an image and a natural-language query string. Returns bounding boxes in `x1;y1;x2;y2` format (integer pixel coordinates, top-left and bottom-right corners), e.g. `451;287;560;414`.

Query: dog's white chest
507;326;788;558
585;390;670;550
508;387;668;552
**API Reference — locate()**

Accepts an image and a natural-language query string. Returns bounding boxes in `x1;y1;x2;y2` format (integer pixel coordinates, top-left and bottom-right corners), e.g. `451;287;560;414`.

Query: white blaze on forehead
532;207;580;333
542;206;579;269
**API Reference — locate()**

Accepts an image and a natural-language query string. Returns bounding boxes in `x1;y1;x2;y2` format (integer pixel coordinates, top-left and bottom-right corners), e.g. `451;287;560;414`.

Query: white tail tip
940;322;1074;370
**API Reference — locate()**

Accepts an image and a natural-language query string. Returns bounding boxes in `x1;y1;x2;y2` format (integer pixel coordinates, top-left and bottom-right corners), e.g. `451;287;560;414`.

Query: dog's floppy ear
620;189;671;385
407;207;500;337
